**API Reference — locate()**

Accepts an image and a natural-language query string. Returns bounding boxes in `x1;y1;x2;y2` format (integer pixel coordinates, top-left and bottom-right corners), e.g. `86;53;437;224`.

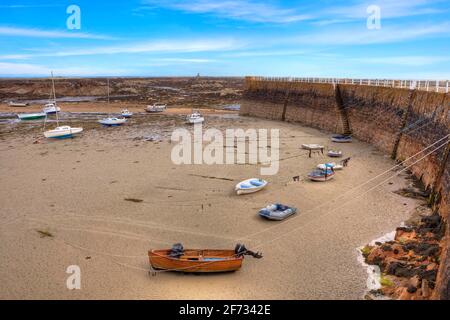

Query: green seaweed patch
380;274;394;287
360;245;373;258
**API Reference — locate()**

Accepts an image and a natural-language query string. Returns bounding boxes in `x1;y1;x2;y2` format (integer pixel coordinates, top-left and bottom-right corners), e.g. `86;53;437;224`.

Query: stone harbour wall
241;76;449;299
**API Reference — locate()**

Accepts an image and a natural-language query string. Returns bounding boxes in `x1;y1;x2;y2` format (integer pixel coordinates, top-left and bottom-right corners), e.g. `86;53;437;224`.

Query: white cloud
0;62;131;76
0;26;113;39
141;0;312;23
290;23;450;45
0;38;242;59
325;0;445;19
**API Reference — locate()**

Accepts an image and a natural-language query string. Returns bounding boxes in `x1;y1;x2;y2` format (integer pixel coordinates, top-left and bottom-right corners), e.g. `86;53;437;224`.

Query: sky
0;0;449;78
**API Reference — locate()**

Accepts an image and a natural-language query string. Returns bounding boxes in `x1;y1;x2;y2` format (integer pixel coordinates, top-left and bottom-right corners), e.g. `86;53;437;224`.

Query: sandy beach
0;107;423;299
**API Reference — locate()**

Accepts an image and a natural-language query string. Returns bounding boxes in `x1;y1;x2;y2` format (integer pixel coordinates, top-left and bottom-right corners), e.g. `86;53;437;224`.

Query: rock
421;279;431;298
398;287;413;300
409;275;421;289
413;243;439;257
386;261;413;277
407;285;417;294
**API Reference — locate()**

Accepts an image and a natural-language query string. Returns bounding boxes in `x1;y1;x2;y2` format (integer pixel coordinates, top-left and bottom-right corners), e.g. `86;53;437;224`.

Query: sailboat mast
51;71;59;126
107;78;110;104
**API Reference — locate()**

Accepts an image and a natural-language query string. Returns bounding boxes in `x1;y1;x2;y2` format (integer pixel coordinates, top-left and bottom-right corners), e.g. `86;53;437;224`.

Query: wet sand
0;110;422;299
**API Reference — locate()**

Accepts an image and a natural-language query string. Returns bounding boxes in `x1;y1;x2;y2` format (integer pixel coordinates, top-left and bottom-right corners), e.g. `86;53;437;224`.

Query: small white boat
328;150;343;157
44;126;83;139
317;162;343;170
308;169;335;182
331;134;352;143
301;144;324;150
187;111;205;124
146;103;166;113
259;204;297;221
9;101;29;107
121;109;133;118
98;117;127;126
43;103;61;114
235;178;267;195
17;112;47;120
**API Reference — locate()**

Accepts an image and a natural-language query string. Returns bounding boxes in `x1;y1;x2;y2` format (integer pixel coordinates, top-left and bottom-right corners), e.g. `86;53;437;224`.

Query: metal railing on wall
249;76;450;93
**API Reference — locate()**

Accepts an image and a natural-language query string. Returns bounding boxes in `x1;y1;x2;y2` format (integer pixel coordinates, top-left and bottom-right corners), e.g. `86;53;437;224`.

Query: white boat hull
43;106;61;114
317;163;343;170
187;117;205;124
98;118;127;126
235;178;268;195
301;144;324;150
44;126;83;138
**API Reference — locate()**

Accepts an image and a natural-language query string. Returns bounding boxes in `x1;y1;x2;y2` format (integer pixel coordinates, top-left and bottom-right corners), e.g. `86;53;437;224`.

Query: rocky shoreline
362;206;445;300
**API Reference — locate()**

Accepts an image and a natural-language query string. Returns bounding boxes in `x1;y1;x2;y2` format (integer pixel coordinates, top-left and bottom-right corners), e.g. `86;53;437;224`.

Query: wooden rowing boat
149;249;243;272
149;244;262;273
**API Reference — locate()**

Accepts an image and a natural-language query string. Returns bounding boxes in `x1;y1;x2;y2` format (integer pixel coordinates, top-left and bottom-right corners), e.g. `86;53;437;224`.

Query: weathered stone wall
241;76;450;299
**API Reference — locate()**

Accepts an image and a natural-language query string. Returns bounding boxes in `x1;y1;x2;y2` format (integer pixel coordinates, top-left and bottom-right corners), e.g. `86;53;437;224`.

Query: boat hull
235;178;268;195
308;173;335;181
17;113;46;120
98;119;126;126
187;117;204;124
149;249;243;273
44;127;83;139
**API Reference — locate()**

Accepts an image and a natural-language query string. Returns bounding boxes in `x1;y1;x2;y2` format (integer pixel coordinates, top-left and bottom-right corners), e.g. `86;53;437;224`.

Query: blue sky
0;0;449;78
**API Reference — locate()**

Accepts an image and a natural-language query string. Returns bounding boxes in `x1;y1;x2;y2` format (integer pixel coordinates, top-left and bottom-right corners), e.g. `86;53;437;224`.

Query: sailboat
43;72;83;139
42;76;61;114
98;78;127;127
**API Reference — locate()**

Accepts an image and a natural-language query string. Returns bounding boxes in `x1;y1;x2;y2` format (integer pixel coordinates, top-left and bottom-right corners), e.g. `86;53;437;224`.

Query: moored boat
187;111;204;124
148;243;262;273
308;169;335;182
327;150;343;157
8;101;29;107
235;178;268;195
17;112;46;120
44;126;83;139
258;203;297;221
43;72;84;139
332;134;352;143
98;117;127;126
121;109;133;118
146;103;166;113
43;103;61;114
317;162;343;170
301;143;324;150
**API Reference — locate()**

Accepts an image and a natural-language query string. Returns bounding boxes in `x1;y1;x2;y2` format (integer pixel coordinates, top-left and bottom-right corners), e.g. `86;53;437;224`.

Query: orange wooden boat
148;244;262;273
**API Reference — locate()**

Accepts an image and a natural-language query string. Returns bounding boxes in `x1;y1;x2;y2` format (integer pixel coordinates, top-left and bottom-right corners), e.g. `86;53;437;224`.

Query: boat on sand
328;150;343;157
331;134;352;143
235;178;267;195
17;112;46;120
44;126;83;139
146;103;166;113
149;243;262;273
259;204;297;221
308;169;335;182
98;117;127;126
317;162;343;170
121;109;133;118
301;143;324;150
187;111;204;124
43;72;83;139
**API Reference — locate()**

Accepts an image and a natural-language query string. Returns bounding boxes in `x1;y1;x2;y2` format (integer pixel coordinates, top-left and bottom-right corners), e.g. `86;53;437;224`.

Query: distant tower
196;73;200;79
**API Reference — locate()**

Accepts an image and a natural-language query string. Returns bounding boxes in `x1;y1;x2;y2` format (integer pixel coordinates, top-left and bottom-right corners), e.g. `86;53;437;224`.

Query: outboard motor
235;243;263;259
169;243;184;258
